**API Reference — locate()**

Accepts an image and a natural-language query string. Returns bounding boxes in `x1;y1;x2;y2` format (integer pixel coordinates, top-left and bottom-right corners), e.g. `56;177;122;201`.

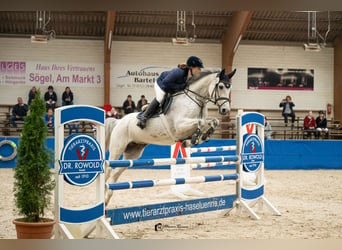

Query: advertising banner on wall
247;67;314;91
111;64;171;89
0;61;103;87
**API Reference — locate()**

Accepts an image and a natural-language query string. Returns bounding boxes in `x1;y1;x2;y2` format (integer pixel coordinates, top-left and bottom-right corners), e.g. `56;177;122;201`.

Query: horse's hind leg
105;143;146;207
105;143;126;206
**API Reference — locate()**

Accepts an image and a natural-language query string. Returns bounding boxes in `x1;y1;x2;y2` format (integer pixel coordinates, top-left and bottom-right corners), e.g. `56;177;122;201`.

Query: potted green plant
12;89;56;239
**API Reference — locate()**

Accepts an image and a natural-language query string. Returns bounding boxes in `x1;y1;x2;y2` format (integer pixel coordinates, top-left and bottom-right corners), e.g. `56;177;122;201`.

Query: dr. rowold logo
241;133;264;172
59;134;104;186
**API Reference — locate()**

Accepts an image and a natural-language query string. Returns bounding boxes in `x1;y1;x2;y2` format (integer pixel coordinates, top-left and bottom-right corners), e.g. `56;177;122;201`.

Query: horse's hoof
201;135;210;142
191;137;199;145
181;140;191;148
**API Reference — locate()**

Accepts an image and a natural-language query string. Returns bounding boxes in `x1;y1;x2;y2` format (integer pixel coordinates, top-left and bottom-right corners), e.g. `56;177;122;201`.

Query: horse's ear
219;69;226;79
227;68;237;79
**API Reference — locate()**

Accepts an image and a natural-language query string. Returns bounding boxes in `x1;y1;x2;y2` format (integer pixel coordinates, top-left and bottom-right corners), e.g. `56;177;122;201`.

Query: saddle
136;95;173;119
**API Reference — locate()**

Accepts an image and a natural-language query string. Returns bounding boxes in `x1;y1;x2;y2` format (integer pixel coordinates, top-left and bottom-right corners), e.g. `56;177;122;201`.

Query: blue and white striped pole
107;155;239;168
106;173;239;190
191;161;236;169
190;145;236;153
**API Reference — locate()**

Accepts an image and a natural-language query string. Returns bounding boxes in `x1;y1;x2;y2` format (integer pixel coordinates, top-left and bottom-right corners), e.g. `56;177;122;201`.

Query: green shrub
13;89;55;222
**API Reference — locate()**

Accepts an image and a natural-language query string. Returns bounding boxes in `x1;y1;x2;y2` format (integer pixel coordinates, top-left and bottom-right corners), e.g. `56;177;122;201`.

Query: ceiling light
31;35;48;43
303;11;330;52
172;10;196;46
31;10;56;43
303;43;322;52
172;37;189;45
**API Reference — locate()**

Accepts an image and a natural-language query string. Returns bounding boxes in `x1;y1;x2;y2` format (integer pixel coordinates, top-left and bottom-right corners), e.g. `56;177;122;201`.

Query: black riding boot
137;98;160;129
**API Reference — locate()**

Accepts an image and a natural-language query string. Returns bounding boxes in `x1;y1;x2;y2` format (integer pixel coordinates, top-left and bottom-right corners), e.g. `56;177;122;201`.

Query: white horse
104;68;236;205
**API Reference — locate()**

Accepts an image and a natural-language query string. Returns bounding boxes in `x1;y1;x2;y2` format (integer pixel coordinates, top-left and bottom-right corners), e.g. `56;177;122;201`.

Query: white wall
109;41;222;106
233;44;334;112
0;38;334;114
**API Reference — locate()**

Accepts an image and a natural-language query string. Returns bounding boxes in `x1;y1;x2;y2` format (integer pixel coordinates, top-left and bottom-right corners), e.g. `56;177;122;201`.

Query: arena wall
233;44;334;112
0;38;334;112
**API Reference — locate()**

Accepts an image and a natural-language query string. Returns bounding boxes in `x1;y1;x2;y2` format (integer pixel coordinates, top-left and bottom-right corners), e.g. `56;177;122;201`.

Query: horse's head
186;68;236;115
209;68;236;115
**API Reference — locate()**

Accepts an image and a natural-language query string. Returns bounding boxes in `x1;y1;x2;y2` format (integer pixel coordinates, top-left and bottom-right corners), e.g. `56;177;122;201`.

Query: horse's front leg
176;118;205;148
201;118;220;142
190;126;202;145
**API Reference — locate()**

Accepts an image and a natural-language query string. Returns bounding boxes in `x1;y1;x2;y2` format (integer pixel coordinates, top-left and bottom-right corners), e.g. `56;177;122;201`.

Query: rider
137;56;204;129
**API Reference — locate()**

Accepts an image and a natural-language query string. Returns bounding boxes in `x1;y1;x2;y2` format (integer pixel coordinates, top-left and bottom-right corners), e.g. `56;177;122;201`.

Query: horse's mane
187;69;220;85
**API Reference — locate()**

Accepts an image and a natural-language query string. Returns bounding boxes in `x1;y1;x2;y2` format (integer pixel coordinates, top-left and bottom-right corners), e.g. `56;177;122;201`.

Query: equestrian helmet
186;56;204;68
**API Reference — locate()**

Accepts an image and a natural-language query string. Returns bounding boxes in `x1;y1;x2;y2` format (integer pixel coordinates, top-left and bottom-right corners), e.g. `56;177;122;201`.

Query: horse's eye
219;85;224;90
226;83;231;88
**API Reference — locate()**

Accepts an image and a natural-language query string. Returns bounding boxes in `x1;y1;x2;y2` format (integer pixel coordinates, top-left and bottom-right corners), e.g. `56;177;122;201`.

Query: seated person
62;86;74;106
10;97;28;128
44;85;57;111
315;111;328;139
106;106;121;119
68;121;79;135
264;116;272;140
103;104;112;115
28;86;37;106
137;95;148;112
279;95;295;126
303;110;316;139
122;95;136;115
44;108;55;135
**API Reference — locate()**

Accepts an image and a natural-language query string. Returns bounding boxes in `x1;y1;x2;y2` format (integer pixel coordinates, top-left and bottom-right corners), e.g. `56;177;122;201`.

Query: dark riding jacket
157;67;189;93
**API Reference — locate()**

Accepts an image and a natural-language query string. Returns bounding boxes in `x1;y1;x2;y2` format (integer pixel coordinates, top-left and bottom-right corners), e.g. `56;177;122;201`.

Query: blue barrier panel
105;194;236;225
0;137;54;168
264;140;342;170
2;137;342;170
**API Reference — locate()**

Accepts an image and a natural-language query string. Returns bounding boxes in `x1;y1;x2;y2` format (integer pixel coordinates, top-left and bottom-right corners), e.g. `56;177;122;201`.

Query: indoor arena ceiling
0;11;341;46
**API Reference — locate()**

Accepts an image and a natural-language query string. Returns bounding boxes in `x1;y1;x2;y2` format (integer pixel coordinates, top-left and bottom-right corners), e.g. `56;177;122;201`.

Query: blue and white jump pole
105;110;281;227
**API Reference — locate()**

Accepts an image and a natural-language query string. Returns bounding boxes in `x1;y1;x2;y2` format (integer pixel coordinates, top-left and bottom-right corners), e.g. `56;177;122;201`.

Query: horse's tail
104;118;119;151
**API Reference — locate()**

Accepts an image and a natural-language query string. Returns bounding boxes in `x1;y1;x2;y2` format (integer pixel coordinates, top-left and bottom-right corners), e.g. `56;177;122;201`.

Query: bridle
210;80;231;111
182;74;231;111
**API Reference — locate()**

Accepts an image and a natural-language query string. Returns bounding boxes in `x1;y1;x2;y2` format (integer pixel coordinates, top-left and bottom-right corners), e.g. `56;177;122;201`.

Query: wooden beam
104;10;115;105
221;11;253;72
220;11;253;137
334;34;342;122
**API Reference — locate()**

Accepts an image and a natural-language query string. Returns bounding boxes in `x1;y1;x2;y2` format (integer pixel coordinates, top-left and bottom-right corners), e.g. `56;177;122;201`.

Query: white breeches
154;83;165;103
